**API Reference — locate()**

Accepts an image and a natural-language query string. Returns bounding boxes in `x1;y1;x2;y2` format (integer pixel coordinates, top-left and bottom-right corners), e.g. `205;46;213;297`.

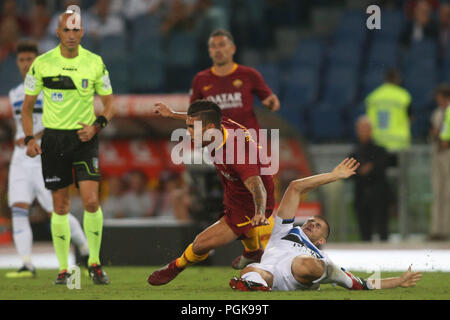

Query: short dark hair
435;83;450;98
187;99;222;128
385;68;401;84
209;29;234;44
314;215;331;240
16;40;38;55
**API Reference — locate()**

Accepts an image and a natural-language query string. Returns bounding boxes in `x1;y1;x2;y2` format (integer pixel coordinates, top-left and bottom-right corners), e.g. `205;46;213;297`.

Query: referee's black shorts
41;128;100;190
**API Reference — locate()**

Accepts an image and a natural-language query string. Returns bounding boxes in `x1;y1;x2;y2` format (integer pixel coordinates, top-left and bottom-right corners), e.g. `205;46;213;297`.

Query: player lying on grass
230;158;422;291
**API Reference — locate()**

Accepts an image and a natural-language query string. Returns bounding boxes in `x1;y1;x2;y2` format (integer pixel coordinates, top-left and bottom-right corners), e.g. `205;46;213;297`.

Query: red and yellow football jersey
190;64;273;132
209;117;275;217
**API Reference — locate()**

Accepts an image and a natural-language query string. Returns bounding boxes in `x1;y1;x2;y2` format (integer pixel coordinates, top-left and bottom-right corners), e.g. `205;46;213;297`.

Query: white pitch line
0;250;449;271
0;253;76;269
325;249;450;272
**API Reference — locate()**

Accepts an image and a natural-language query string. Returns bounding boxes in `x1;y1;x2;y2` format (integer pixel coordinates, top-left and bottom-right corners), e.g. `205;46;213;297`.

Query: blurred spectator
154;171;191;222
365;68;412;153
83;0;126;38
122;0;163;20
0;16;20;62
0;0;29;61
192;0;229;38
0;0;30;36
101;175;126;219
400;0;438;47
429;84;450;241
438;3;450;51
377;0;404;10
161;0;198;35
350;116;390;242
28;0;57;53
121;170;158;218
404;0;440;19
29;0;50;30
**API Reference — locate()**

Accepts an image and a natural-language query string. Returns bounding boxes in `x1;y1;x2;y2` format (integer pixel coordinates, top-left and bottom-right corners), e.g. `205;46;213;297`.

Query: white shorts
248;216;327;291
8;163;53;213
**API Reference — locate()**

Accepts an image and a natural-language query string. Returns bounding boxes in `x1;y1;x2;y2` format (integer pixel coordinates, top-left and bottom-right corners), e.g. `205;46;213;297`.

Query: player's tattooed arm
244;175;269;226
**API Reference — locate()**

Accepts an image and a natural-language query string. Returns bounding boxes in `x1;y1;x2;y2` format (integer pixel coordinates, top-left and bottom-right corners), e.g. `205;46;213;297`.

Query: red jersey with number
209;117;275;216
190;64;272;132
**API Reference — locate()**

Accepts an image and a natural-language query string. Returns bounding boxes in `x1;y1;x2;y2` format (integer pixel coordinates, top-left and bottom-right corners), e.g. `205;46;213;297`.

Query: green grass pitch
1;267;449;300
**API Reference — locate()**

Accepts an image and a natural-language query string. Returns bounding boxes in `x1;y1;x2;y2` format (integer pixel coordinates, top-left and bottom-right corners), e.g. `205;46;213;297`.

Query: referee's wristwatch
24;136;35;145
93;115;108;132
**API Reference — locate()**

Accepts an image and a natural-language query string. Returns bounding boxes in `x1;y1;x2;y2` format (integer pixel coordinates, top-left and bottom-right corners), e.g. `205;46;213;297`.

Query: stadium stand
0;1;444;142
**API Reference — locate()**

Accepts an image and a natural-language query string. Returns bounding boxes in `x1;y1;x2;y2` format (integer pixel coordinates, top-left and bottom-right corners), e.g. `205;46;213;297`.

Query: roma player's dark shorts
41;128;100;190
222;207;274;238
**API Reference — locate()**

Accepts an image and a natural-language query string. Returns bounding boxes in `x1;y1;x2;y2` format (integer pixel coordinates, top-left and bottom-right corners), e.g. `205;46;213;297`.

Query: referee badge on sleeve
25;74;36;91
102;74;112;91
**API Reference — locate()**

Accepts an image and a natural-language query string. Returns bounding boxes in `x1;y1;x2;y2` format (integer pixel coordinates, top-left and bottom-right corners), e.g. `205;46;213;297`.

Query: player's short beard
214;56;231;67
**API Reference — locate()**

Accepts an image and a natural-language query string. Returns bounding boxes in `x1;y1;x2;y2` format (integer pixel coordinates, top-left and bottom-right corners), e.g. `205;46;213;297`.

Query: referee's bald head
58;8;82;30
56;7;84;51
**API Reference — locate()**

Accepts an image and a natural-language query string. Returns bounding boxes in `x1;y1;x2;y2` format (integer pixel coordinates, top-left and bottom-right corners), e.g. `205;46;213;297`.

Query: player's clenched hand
154;102;174;117
262;94;280;112
77;122;97;142
332;158;360;179
26;139;42;158
251;214;269;227
399;266;422;288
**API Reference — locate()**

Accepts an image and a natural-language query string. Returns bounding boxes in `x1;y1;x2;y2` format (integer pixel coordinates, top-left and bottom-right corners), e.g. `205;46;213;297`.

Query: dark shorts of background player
41;128;100;190
222;207;273;239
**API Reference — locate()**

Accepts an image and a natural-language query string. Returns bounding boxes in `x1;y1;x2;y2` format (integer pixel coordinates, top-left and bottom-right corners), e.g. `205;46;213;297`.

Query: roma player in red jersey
190;29;280;132
155;29;280;269
148;100;275;286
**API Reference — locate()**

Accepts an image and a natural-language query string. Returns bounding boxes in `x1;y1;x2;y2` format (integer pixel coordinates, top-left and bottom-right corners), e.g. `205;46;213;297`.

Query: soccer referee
21;9;114;285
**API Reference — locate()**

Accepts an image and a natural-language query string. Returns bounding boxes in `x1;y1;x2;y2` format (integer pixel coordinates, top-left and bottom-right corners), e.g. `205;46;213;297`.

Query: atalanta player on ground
230;158;422;292
148;100;275;286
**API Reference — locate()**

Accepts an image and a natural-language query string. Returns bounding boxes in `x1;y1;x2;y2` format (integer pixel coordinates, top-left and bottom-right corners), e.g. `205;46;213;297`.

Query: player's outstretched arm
154;102;188;120
277;158;359;220
369;267;422;289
